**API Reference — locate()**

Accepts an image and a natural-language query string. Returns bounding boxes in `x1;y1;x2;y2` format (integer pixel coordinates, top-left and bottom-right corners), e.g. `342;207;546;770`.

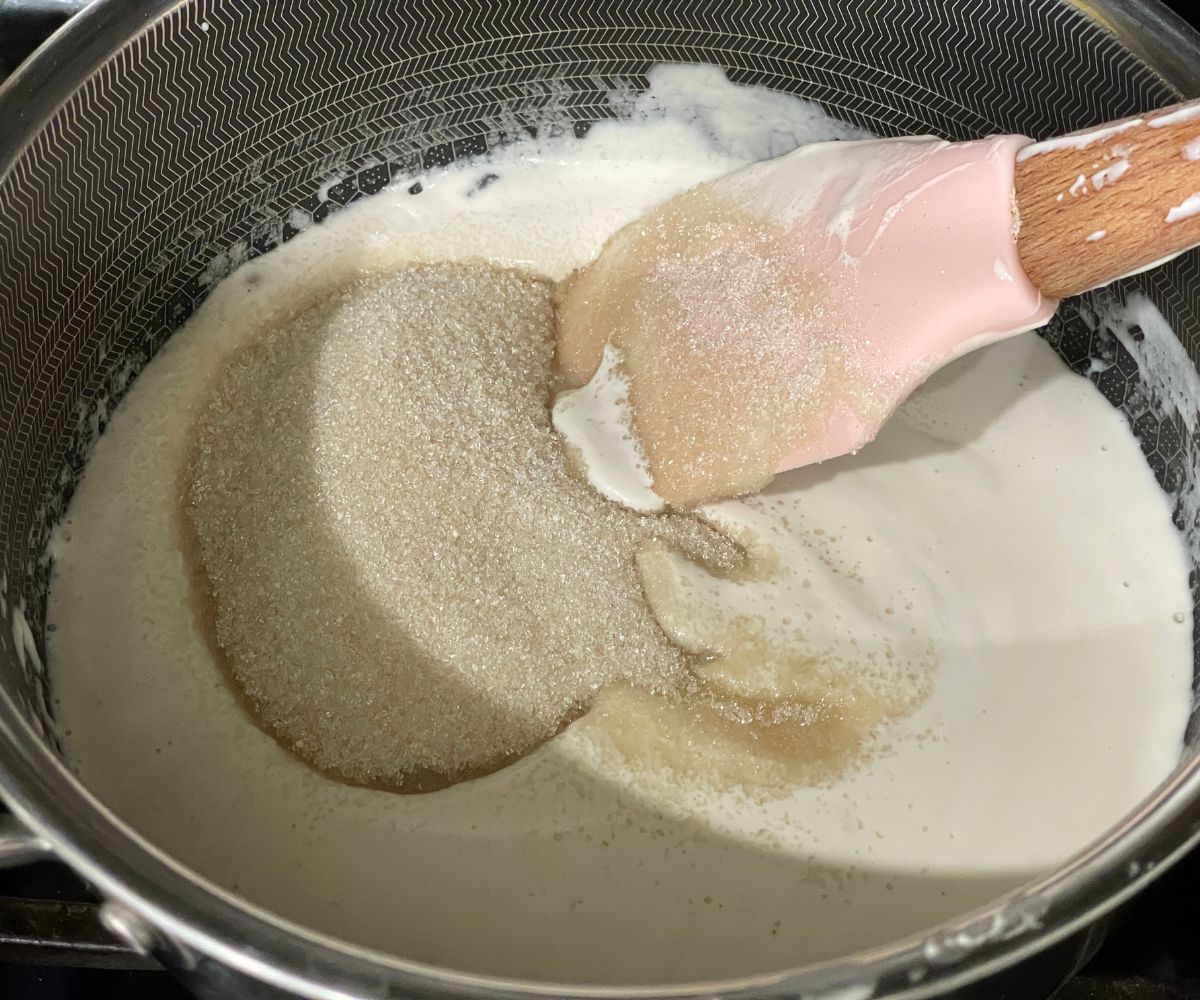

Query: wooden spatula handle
1015;98;1200;299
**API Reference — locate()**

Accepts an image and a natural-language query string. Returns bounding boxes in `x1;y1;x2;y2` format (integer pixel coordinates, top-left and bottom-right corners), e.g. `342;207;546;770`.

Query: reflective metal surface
0;1;1199;998
0;814;49;868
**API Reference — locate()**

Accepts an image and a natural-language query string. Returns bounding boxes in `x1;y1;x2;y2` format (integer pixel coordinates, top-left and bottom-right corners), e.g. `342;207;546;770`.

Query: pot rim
2;1;1200;997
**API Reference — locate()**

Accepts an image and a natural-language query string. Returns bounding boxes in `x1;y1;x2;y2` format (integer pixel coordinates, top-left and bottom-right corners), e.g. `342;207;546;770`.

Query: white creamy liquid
46;67;1193;985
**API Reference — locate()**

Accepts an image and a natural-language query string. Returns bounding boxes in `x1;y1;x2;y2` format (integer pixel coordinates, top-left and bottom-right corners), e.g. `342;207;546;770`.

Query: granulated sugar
556;187;881;507
186;262;741;790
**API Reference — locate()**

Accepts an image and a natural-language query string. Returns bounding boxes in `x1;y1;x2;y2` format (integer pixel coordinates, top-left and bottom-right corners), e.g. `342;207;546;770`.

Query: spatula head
554;135;1056;511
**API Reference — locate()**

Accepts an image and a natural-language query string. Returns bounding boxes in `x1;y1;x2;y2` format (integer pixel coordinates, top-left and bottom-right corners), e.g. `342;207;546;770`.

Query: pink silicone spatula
552;97;1200;511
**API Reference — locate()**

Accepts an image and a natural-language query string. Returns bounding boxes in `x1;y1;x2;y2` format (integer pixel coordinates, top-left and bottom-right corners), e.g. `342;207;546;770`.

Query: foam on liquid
46;66;1193;985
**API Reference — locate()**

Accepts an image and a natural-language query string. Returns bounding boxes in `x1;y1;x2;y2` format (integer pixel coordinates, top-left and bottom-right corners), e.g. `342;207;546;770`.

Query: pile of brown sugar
186;262;742;791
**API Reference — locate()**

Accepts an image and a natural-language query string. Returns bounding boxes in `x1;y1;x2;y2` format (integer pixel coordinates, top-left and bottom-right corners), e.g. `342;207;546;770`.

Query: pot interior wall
0;0;1198;802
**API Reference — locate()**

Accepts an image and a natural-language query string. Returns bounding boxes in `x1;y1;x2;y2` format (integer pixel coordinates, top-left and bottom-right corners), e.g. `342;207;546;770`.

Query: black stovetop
2;4;1200;999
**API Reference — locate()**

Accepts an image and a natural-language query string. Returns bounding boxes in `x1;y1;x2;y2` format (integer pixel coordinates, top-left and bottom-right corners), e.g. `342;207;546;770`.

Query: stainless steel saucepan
1;1;1199;997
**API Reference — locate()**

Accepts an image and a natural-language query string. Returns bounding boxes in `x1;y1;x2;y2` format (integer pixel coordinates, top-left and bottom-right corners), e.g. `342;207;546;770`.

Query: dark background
1;1;1198;998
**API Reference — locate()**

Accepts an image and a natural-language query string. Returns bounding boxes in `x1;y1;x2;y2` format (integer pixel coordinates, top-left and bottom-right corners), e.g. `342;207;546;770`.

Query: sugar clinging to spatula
554;98;1200;510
